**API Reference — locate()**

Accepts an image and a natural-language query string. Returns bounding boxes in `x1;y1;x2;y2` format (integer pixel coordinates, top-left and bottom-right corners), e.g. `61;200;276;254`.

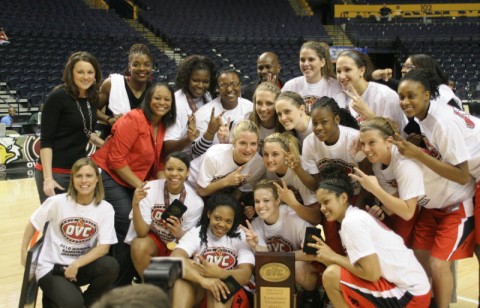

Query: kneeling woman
309;166;431;308
21;158;118;308
171;193;254;307
126;151;204;280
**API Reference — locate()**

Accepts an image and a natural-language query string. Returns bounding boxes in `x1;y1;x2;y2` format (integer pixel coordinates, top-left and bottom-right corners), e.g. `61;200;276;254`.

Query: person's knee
295;261;318;290
322;264;341;288
131;238;151;257
43;288;84;308
429;258;450;276
97;256;120;280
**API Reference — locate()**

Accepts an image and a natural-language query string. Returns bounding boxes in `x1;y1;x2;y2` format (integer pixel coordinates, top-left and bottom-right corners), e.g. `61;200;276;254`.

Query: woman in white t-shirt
350;117;425;246
126;152;204;280
171;193;255;307
188;120;265;199
275;91;313;146
307;166;431;307
231;82;283;154
164;55;216;158
336;50;407;131
396;69;477;308
241;180;321;306
282;41;347;112
21;158;118;307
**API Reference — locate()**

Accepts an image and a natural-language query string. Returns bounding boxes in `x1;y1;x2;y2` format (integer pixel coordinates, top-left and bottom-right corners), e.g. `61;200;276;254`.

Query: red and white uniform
302;125;365;195
165;90;212;157
339;206;431;307
124;179;204;244
30;194;117;280
194;96;253;145
347;82;407;131
265;158;317;206
282;76;348;110
409;102;476;260
177;226;255;270
188;143;265;192
433;84;462;109
373;145;424;245
250;205;312;252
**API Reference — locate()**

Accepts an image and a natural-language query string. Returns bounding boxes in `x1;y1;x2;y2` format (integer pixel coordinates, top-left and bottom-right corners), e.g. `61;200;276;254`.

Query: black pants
101;170;137;286
39;256;119;308
34;169;71;204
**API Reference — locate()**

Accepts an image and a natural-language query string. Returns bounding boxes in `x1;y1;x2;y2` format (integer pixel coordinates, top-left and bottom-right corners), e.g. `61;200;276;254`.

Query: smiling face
208;205;235;238
398;80;430;120
188;69;210;98
257;53;281;82
359;130;392;165
254;188;280;224
275;98;305;131
255;90;277;126
262;141;288;174
232;131;259;165
73;60;96;97
336;55;365;89
299;48;325;83
316;188;347;223
311;106;340;144
149;85;172;121
129;53;152;83
218;72;241;107
73;165;99;200
165;157;189;194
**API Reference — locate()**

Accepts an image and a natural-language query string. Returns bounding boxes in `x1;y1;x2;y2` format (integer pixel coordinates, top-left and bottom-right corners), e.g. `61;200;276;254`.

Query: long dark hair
175;55;216;97
140;83;176;128
61;51;102;103
409;54;448;85
337;50;374;81
198;193;241;247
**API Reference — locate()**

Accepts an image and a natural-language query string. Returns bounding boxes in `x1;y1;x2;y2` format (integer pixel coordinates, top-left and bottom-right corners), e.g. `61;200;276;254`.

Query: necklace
75;99;93;139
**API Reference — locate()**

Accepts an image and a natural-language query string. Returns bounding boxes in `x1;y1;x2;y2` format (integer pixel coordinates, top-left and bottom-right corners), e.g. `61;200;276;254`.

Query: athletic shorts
340;268;432;308
412;200;475;260
147;232;172;257
384;207;420;248
475;182;480;245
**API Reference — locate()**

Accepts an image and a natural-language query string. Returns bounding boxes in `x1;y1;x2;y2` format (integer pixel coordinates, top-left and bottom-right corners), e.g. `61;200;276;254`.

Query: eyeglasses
401;63;416;70
219;82;241;90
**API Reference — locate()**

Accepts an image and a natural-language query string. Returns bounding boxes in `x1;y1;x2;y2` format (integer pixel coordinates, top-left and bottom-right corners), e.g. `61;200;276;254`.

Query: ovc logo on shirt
60;217;98;244
267;236;295;252
202;247;237;270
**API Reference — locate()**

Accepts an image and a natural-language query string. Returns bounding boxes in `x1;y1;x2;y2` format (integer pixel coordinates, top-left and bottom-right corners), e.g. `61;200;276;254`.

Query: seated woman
125;151;204;280
91;82;176;286
307;165;431;308
242;180;321;307
21;158;118;308
188;120;265;199
171;193;255;308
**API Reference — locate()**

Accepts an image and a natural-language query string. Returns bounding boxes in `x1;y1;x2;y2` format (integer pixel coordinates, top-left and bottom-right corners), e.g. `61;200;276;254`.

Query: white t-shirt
124;179;204;244
295;119;313;146
340;206;430;296
194;96;253;144
250;205;312;252
188;143;265;192
265;158;317;205
347;82;407;131
164;90;212;157
30;194;117;280
433;84;462;110
373;145;425;201
282;76;348;110
302;125;365;194
177;226;255;269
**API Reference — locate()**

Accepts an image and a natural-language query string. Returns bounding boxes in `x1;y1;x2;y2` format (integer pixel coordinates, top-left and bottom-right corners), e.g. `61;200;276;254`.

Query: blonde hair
263;132;300;161
249;82;283;132
254;179;279;200
67;157;104;206
232;120;260;143
360;117;399;139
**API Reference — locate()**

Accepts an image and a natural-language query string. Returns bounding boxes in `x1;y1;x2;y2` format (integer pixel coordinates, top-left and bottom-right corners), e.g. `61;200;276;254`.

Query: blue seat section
136;0;332;82
0;0;177;104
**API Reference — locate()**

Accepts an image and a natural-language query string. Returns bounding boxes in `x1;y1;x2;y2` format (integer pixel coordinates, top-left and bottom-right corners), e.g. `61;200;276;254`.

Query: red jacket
92;109;165;188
